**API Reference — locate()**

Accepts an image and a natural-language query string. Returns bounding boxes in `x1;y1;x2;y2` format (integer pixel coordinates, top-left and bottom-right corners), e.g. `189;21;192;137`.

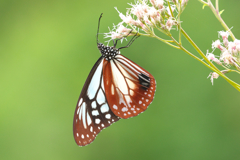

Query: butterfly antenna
96;13;103;44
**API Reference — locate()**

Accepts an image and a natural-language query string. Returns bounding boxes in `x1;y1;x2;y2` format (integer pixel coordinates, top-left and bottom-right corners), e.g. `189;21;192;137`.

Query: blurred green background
1;0;240;160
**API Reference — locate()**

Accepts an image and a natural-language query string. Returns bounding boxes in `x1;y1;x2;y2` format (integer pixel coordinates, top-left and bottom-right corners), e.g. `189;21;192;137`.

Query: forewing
73;57;120;146
103;54;156;119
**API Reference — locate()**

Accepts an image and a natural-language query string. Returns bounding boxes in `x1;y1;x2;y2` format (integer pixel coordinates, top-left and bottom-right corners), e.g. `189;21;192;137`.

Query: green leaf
202;4;208;9
219;9;224;15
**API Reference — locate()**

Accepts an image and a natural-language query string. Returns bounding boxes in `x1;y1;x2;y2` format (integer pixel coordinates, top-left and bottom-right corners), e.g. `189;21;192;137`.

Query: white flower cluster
105;0;188;41
207;31;240;84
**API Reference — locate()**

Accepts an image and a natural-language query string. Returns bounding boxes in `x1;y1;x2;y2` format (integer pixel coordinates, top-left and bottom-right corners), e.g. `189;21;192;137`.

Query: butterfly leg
113;30;139;48
118;32;140;50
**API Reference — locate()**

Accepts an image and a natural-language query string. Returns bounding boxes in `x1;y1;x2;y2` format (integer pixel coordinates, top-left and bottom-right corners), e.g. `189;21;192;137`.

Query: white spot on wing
81;102;87;129
100;104;109;113
116;88;127;106
87;60;103;100
111;84;114;95
113;105;118;110
79;105;82;120
92;101;97;109
130;90;134;96
87;111;92;125
111;60;129;94
101;77;105;92
122;107;128;112
78;98;83;106
77;107;80;115
92;110;99;116
96;89;105;105
95;118;101;124
125;95;132;107
105;114;111;119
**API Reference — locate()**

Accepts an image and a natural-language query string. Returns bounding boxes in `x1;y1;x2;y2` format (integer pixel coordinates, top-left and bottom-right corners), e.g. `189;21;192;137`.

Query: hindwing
103;55;156;119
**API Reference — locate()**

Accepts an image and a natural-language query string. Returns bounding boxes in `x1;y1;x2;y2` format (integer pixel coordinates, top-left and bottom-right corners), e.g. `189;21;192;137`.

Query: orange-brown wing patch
103;55;156;119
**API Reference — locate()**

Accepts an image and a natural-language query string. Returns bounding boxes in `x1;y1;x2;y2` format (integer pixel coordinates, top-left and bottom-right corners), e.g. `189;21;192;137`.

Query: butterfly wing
73;57;120;146
103;54;156;119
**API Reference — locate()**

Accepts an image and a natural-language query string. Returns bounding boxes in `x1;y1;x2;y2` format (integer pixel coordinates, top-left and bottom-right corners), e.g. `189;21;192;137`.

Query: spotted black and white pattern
97;43;120;61
73;58;120;146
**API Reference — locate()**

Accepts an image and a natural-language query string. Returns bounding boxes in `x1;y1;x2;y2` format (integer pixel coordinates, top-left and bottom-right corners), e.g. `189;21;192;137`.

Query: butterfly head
97;43;120;61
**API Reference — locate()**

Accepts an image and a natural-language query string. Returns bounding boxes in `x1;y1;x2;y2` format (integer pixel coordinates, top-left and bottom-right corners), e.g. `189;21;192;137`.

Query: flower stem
201;0;236;41
167;1;174;17
180;28;240;91
151;34;180;49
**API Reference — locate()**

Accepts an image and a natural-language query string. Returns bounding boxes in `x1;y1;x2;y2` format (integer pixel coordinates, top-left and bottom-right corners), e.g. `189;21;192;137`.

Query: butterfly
73;13;156;146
